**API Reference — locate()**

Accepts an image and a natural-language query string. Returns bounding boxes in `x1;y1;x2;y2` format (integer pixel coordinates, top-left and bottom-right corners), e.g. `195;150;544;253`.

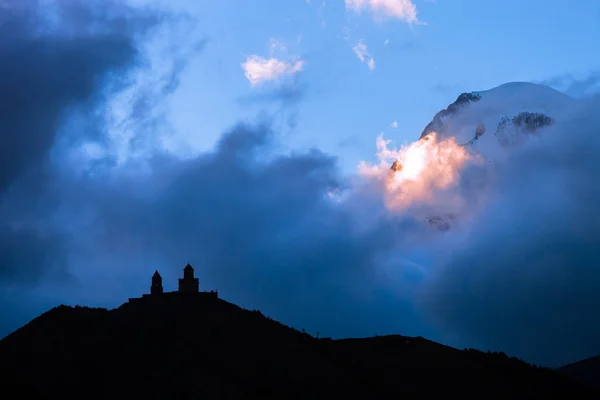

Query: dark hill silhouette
0;264;596;399
558;355;600;389
0;295;598;399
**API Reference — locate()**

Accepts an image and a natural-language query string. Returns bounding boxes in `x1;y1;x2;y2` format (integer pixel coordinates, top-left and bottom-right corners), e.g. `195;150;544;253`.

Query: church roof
184;263;194;271
153;270;161;277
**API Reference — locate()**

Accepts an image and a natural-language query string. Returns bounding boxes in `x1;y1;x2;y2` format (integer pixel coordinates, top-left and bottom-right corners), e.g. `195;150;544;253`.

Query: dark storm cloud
0;0;179;283
0;0;157;191
422;98;600;367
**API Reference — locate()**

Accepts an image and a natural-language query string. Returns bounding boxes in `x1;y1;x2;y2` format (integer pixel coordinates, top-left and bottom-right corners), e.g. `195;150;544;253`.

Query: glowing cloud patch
242;55;304;86
359;133;474;211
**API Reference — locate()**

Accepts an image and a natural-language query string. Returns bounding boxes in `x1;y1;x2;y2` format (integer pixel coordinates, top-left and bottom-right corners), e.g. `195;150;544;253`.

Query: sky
1;0;600;368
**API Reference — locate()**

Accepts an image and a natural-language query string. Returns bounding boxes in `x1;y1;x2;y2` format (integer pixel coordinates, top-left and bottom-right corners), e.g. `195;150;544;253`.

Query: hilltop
0;287;597;398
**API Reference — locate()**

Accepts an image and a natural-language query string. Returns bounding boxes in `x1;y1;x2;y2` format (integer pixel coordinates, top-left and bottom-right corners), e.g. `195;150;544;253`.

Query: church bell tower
151;270;163;295
178;264;199;293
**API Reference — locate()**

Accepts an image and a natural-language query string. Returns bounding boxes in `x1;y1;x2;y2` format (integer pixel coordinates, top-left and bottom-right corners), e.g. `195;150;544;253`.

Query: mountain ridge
0;292;597;399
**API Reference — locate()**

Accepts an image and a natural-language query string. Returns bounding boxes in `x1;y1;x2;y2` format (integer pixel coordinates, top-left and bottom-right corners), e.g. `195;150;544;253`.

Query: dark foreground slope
559;356;600;389
0;294;596;399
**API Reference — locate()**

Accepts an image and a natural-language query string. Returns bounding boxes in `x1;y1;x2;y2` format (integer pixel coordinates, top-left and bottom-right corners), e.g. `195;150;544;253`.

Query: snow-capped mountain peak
387;82;577;232
417;82;576;160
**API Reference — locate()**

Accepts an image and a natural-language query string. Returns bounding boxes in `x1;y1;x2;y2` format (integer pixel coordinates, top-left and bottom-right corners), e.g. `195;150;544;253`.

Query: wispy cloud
242;55;304;86
345;0;421;25
353;39;375;71
538;71;600;98
391;121;398;128
269;39;287;55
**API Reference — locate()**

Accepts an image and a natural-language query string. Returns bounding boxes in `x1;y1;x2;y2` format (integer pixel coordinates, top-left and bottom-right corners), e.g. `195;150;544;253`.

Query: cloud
391;121;398;128
0;0;145;192
419;97;600;367
0;0;158;283
353;40;376;71
239;39;307;129
269;39;287;55
350;95;600;367
0;0;201;286
242;55;304;86
538;71;600;98
345;0;421;24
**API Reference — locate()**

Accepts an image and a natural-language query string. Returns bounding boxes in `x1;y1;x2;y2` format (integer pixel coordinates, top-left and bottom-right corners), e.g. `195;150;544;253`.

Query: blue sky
2;0;600;367
151;0;600;171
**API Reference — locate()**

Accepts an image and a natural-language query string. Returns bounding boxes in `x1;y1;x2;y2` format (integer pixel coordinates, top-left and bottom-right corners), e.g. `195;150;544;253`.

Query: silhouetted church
178;264;199;293
128;263;218;304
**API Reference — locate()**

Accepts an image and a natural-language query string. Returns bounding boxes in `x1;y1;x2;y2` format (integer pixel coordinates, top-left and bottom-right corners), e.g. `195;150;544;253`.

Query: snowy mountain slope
400;82;577;232
419;82;577;159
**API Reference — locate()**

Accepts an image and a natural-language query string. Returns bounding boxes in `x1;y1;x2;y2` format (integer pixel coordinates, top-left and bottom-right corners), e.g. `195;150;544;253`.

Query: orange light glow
358;132;474;211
